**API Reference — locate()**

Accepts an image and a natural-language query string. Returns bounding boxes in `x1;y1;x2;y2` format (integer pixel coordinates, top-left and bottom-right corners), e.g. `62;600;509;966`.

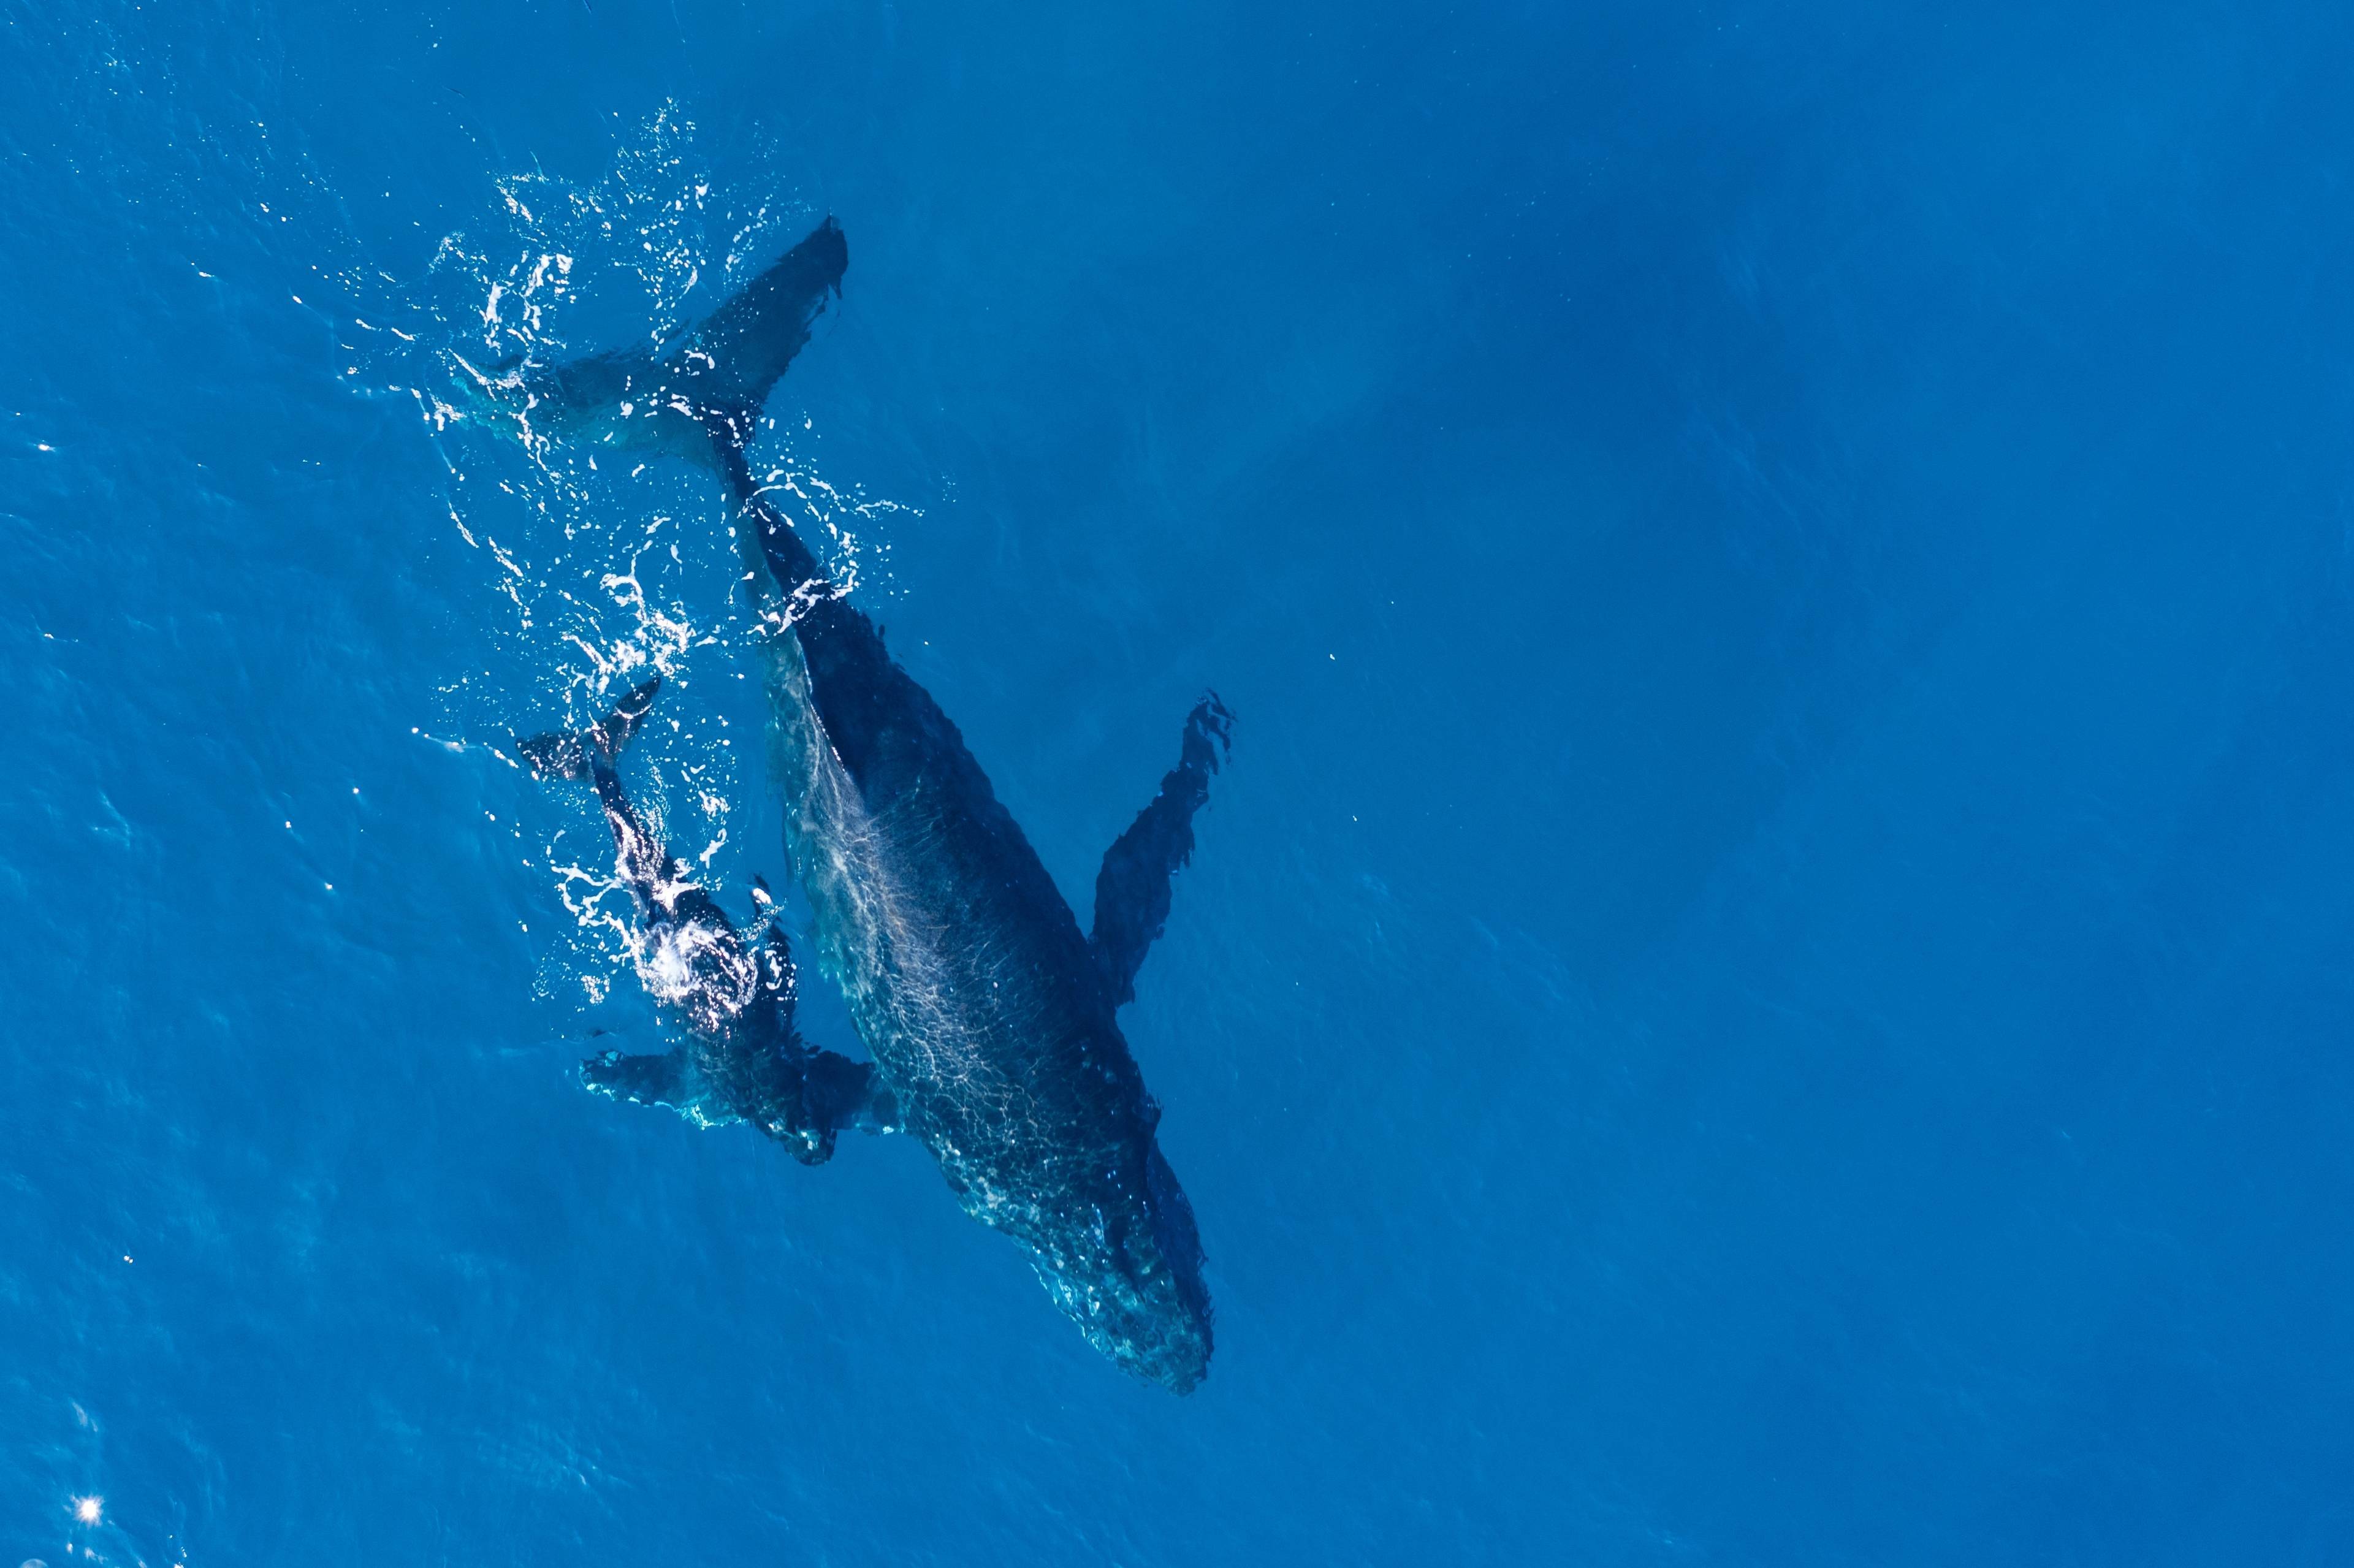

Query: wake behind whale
490;218;1232;1392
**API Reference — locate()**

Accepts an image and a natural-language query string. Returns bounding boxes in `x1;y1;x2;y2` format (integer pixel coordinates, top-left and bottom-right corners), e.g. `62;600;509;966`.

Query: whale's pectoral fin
580;1046;739;1124
1089;694;1233;1007
764;1049;901;1166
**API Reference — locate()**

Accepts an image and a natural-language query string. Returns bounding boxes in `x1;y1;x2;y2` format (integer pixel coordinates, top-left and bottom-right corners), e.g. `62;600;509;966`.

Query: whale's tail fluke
460;218;847;468
683;215;847;442
518;676;662;782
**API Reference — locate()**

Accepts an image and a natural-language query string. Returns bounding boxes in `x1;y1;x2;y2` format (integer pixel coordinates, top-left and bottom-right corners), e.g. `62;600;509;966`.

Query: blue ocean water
7;0;2354;1561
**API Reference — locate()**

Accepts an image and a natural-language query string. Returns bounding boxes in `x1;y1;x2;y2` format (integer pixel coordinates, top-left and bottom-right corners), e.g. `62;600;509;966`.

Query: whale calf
505;218;1232;1392
520;674;894;1164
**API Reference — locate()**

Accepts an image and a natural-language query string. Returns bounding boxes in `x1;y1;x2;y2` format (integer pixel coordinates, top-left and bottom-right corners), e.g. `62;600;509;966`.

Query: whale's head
1034;1137;1214;1394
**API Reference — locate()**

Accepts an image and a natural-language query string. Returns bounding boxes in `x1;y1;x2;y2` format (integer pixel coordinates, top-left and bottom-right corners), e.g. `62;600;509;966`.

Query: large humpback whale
484;219;1232;1392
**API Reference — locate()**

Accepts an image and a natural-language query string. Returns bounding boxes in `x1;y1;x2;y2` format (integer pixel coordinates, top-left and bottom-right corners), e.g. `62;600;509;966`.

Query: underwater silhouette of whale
482;218;1232;1392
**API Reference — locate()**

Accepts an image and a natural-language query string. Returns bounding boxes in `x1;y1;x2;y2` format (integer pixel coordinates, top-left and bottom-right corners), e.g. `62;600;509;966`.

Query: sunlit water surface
7;2;2354;1563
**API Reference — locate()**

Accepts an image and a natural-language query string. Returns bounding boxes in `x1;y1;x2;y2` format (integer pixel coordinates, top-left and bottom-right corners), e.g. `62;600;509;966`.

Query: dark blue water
9;1;2354;1561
